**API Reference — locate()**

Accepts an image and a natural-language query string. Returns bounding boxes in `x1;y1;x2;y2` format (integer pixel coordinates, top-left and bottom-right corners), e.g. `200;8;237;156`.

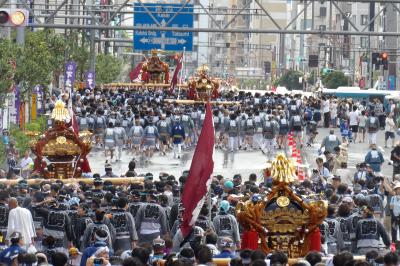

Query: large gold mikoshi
236;154;327;258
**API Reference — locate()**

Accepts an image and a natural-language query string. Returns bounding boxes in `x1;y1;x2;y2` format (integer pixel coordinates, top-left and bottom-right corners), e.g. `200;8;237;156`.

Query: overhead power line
17;24;400;36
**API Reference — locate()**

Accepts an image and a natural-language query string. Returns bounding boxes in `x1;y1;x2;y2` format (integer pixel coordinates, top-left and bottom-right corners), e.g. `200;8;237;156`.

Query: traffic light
308;55;319;67
371;52;380;66
264;61;271;74
0;9;29;27
381;52;388;70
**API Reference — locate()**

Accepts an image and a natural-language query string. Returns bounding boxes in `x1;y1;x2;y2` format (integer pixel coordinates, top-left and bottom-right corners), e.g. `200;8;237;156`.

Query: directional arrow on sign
140;38;150;43
177;39;186;44
139;36;188;46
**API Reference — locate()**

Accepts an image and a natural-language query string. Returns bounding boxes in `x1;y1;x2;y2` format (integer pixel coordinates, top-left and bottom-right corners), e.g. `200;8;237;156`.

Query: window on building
319;7;327;17
361;15;368;25
194;14;199;21
336;14;341;24
360;37;368;48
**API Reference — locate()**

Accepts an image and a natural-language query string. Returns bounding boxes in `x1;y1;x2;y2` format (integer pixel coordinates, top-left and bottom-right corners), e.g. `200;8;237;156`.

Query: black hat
0;191;8;201
94;178;104;186
144;173;153;181
105;163;112;170
103;180;112;187
18;183;28;189
29;184;40;191
130;190;140;198
130;183;144;190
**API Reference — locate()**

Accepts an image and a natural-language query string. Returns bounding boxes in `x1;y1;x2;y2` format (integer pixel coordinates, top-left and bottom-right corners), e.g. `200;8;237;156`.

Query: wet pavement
87;128;395;180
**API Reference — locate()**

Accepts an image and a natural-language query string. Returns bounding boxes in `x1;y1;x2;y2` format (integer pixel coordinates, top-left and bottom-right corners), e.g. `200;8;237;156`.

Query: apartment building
248;0;288;80
207;0;251;77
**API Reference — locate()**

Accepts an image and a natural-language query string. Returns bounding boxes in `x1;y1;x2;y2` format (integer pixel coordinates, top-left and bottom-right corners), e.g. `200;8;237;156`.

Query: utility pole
385;3;397;90
369;1;375;88
89;0;96;72
300;0;307;71
10;0;25;45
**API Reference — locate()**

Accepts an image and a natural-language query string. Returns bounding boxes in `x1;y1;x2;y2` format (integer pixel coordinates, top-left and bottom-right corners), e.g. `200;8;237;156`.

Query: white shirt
385;117;396;133
330;103;338;118
359;116;367;127
336;168;353;186
19;157;33;169
349;111;359;126
6;207;36;245
323;100;330;113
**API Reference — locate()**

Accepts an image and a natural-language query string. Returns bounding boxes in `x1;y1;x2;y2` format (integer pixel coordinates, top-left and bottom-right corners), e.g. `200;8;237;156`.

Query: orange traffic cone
288;133;294;147
297;151;302;165
292;146;297;160
298;169;305;180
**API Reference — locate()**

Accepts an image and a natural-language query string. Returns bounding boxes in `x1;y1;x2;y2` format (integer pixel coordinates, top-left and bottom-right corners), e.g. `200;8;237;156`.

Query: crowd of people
1;87;400;266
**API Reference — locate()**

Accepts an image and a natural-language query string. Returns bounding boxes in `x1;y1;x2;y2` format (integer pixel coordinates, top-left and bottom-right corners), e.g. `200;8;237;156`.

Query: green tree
277;70;303;90
95;54;122;84
322;71;350;89
307;70;317;86
46;30;67;81
0;142;5;165
65;31;89;80
14;30;55;96
0;39;20;106
9;115;47;154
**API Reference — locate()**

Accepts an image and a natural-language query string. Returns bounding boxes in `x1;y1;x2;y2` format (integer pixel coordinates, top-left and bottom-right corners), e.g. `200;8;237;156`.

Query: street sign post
133;3;193;51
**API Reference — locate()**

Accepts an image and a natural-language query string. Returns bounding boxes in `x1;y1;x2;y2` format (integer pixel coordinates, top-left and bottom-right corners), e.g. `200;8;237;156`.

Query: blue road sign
133;3;193;51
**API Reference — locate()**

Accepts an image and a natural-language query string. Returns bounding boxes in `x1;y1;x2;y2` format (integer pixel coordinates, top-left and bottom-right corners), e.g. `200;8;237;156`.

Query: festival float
104;53;236;105
163;64;239;105
187;64;219;101
236;154;327;258
141;49;170;85
30;100;91;179
0;100;143;185
104;49;171;89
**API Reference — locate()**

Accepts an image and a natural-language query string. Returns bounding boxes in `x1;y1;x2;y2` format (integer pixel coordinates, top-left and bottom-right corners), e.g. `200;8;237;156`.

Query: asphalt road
87;128;395;180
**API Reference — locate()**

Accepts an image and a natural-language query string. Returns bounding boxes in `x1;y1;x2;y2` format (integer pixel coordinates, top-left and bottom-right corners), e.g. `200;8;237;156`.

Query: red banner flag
170;53;183;91
71;112;79;135
129;61;144;82
180;102;215;237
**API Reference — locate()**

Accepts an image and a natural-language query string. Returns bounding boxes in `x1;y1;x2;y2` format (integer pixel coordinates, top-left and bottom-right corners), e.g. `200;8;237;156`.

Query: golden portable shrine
104;56;222;103
30;100;92;179
236;154;327;258
187;64;220;101
141;49;170;84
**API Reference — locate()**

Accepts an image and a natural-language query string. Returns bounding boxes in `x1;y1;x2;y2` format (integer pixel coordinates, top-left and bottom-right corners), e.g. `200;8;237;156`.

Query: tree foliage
95;54;122;84
14;31;55;96
46;30;68;75
0;29;121;101
322;71;350;89
0;39;20;106
9;115;46;154
65;31;89;80
307;70;317;86
277;70;303;90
